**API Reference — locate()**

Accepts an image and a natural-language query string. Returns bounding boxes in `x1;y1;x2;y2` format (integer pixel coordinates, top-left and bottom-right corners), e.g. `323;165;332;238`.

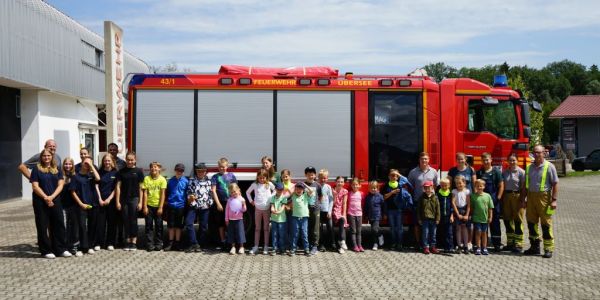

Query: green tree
423;62;457;82
552;77;572;101
586;79;600;95
543;60;588;95
457;65;499;85
542;101;560;144
509;75;543;148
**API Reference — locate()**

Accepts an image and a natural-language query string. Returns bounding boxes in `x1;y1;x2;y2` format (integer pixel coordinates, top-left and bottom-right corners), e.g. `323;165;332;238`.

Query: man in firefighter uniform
520;145;559;258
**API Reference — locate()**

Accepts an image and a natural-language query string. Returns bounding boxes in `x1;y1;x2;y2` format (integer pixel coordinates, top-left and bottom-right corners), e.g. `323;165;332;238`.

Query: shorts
473;222;488;232
167;207;185;229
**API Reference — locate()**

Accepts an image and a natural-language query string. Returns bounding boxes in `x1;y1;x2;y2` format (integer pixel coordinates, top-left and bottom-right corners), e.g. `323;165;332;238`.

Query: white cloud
86;0;600;71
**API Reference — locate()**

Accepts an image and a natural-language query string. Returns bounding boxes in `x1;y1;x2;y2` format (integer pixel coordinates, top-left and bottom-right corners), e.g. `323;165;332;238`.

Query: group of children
57;149;502;258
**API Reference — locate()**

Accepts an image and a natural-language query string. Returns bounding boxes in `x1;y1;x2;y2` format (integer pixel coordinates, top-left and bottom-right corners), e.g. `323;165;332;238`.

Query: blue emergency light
493;74;508;87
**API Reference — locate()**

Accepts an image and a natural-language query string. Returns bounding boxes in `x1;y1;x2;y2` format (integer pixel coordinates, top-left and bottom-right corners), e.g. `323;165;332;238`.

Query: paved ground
1;176;600;299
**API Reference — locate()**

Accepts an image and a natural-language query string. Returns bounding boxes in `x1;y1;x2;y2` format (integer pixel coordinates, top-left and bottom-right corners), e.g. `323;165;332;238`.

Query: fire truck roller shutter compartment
196;90;273;173
135;90;195;177
276;91;352;179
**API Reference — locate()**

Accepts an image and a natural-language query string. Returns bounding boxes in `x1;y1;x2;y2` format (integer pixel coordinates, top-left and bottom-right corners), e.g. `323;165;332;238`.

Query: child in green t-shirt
288;182;314;256
142;162;167;251
270;183;288;255
471;179;494;255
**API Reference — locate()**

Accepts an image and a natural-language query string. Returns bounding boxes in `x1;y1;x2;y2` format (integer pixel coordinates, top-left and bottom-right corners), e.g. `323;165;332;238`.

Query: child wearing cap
304;166;323;256
142;162;167;251
288;182;314;256
471;179;494;255
246;169;275;255
270;182;288;255
185;163;212;252
165;163;188;251
417;180;440;254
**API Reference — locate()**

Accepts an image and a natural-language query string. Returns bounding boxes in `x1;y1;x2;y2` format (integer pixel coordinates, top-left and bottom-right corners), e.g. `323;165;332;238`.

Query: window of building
95;48;103;68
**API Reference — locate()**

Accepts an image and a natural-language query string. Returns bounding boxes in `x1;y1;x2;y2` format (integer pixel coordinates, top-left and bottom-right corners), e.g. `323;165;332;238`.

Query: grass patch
567;171;600;177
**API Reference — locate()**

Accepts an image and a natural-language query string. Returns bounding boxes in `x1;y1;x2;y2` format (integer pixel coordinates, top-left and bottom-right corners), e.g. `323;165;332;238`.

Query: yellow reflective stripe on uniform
525;161;549;192
540;161;549;192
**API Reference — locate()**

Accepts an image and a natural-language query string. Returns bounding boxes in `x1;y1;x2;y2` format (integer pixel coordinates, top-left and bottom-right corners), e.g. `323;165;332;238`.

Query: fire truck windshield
468;100;518;139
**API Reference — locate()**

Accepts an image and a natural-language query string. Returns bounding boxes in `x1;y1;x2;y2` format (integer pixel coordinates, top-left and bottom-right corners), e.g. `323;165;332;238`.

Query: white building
0;0;149;200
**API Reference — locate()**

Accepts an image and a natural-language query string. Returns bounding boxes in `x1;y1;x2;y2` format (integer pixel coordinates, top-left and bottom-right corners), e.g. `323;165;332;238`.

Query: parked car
572;149;600;171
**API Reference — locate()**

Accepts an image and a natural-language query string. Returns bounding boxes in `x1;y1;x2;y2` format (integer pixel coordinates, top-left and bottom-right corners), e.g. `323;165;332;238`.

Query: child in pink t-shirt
348;178;364;252
225;183;247;255
332;176;348;253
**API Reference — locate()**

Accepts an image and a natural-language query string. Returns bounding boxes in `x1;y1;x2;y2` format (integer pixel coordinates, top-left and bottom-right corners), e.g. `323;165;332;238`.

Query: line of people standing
19;139;559;259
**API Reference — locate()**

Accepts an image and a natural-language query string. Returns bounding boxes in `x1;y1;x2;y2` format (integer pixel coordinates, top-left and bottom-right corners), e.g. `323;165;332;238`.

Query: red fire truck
127;65;538;181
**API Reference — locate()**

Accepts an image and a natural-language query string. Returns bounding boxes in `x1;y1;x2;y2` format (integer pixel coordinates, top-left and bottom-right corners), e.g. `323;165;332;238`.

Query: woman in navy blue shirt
30;149;70;259
95;154;118;251
70;158;101;255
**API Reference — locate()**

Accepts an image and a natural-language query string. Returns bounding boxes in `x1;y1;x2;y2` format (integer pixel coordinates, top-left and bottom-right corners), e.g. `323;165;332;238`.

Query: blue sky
47;0;600;74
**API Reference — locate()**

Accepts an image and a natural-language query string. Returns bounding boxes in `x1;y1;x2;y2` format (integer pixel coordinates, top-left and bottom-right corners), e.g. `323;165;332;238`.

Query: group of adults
17;140;126;258
17;139;558;259
409;146;558;258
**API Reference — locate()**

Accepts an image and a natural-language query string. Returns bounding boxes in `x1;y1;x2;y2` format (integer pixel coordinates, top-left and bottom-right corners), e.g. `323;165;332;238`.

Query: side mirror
482;96;499;105
531;101;542;112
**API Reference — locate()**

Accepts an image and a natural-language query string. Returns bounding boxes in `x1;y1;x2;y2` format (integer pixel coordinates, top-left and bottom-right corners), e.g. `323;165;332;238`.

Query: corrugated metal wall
0;0;148;102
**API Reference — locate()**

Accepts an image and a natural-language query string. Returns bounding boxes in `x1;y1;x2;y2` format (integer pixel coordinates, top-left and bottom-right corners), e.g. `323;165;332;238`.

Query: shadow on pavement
0;243;41;258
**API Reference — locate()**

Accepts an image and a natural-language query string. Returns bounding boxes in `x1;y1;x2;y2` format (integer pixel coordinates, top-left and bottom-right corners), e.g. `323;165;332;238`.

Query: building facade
0;0;149;200
550;95;600;158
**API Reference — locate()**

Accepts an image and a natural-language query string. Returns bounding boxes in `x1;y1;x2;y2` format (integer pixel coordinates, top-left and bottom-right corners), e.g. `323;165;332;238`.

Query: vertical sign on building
104;21;125;153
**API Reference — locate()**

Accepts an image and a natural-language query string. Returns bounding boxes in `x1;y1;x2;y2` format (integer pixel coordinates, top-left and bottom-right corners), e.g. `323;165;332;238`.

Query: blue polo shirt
30;165;63;201
70;172;97;206
98;169;118;200
167;176;189;209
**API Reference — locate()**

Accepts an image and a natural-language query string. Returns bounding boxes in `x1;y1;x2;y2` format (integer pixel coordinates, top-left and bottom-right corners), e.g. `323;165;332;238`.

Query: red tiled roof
549;95;600;118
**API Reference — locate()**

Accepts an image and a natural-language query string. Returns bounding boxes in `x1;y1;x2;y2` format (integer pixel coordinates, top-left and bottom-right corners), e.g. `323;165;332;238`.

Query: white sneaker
61;251;72;257
229;247;236;255
372;244;378;251
44;253;56;259
338;247;345;254
87;249;95;255
75;251;83;257
238;247;245;254
93;246;101;251
262;247;268;255
107;245;115;251
340;240;348;250
378;235;384;246
249;246;258;255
